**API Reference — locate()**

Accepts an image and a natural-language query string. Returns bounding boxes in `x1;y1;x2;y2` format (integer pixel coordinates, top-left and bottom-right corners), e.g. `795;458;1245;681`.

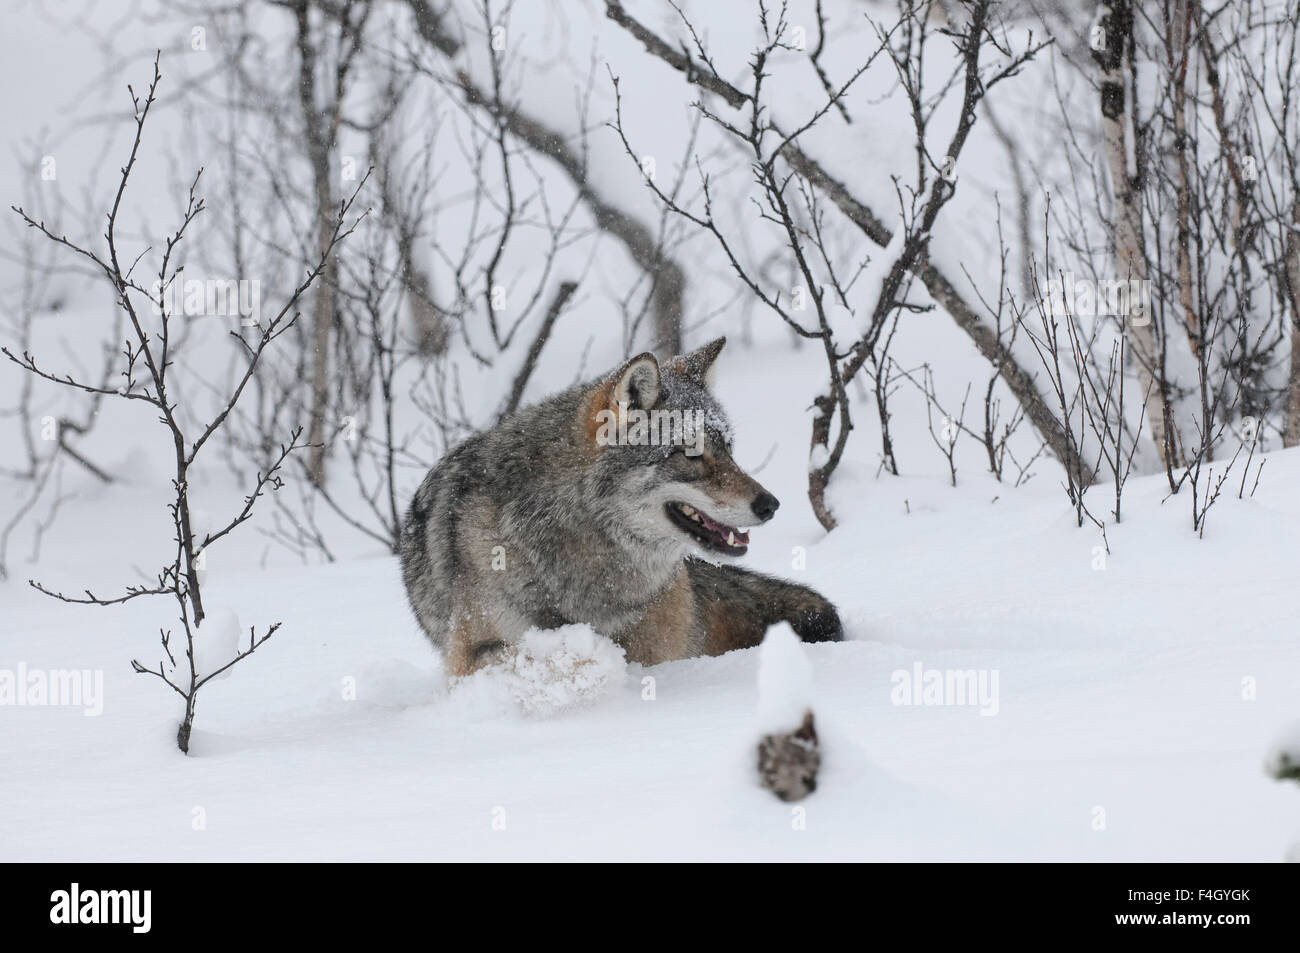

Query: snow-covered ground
2;0;1298;862
3;342;1298;861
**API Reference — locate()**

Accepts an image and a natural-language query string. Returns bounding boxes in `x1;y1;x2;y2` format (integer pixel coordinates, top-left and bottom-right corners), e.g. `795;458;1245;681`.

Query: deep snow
1;0;1298;863
3;344;1298;861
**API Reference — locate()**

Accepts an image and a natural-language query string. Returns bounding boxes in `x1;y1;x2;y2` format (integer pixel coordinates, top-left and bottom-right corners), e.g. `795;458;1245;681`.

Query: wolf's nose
751;491;780;522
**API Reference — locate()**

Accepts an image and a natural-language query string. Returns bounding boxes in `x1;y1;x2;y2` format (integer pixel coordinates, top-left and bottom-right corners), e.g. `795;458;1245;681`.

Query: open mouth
665;502;750;555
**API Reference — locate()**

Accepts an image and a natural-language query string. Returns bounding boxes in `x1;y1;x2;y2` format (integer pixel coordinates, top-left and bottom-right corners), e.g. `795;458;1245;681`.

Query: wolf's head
581;337;779;558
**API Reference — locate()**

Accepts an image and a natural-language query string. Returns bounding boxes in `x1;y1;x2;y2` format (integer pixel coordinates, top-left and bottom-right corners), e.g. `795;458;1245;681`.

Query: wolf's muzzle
751;491;780;522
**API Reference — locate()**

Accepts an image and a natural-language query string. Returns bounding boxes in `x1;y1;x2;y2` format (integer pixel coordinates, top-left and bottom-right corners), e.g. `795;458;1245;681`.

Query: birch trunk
1093;0;1179;467
296;1;335;486
1284;200;1300;446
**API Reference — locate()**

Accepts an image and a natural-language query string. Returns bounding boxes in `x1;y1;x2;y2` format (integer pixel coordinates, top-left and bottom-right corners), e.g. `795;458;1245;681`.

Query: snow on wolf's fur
454;625;627;717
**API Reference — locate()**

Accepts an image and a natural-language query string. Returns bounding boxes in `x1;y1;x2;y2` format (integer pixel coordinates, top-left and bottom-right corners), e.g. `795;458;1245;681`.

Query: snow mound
457;624;627;718
755;623;814;734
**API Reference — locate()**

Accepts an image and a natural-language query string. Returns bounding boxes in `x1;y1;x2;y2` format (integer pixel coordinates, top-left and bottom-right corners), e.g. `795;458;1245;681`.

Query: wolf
399;337;842;678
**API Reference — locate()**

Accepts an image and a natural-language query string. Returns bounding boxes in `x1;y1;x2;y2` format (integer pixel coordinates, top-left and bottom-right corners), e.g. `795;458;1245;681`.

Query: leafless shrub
3;58;366;752
898;365;971;488
0;152;124;577
1012;258;1105;532
1040;0;1300;480
608;0;1054;529
961;205;1042;485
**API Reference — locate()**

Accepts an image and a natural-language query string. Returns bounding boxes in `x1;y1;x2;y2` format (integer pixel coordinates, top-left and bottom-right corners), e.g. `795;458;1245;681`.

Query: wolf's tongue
698;511;748;546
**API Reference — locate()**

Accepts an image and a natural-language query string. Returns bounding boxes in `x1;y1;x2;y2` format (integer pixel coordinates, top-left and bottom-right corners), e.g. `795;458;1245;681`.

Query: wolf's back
399;437;481;649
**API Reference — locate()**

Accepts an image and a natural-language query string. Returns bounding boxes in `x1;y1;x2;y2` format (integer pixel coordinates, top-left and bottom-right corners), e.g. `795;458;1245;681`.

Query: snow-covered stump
1265;722;1300;861
755;625;821;801
1266;724;1300;782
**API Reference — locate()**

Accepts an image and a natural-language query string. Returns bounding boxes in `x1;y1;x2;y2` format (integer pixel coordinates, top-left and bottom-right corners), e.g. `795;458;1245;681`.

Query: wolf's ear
612;352;661;410
667;336;726;387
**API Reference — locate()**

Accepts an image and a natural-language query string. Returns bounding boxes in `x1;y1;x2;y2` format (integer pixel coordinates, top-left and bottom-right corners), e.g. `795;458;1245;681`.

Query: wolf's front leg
687;559;843;656
614;570;695;665
444;598;511;678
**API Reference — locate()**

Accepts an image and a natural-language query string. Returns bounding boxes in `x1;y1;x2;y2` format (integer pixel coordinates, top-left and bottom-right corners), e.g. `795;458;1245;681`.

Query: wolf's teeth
681;505;695;516
727;531;736;546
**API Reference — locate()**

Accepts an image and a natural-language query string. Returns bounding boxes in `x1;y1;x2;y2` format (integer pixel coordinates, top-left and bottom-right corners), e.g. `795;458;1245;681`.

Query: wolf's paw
757;710;820;801
791;602;843;644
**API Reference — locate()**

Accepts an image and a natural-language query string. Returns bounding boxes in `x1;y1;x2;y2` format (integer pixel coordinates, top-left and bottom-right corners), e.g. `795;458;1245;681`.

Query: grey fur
399;338;841;668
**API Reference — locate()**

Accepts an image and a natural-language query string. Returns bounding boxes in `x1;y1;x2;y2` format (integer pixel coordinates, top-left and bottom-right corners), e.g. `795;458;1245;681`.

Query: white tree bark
1284;200;1300;446
1093;0;1179;467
